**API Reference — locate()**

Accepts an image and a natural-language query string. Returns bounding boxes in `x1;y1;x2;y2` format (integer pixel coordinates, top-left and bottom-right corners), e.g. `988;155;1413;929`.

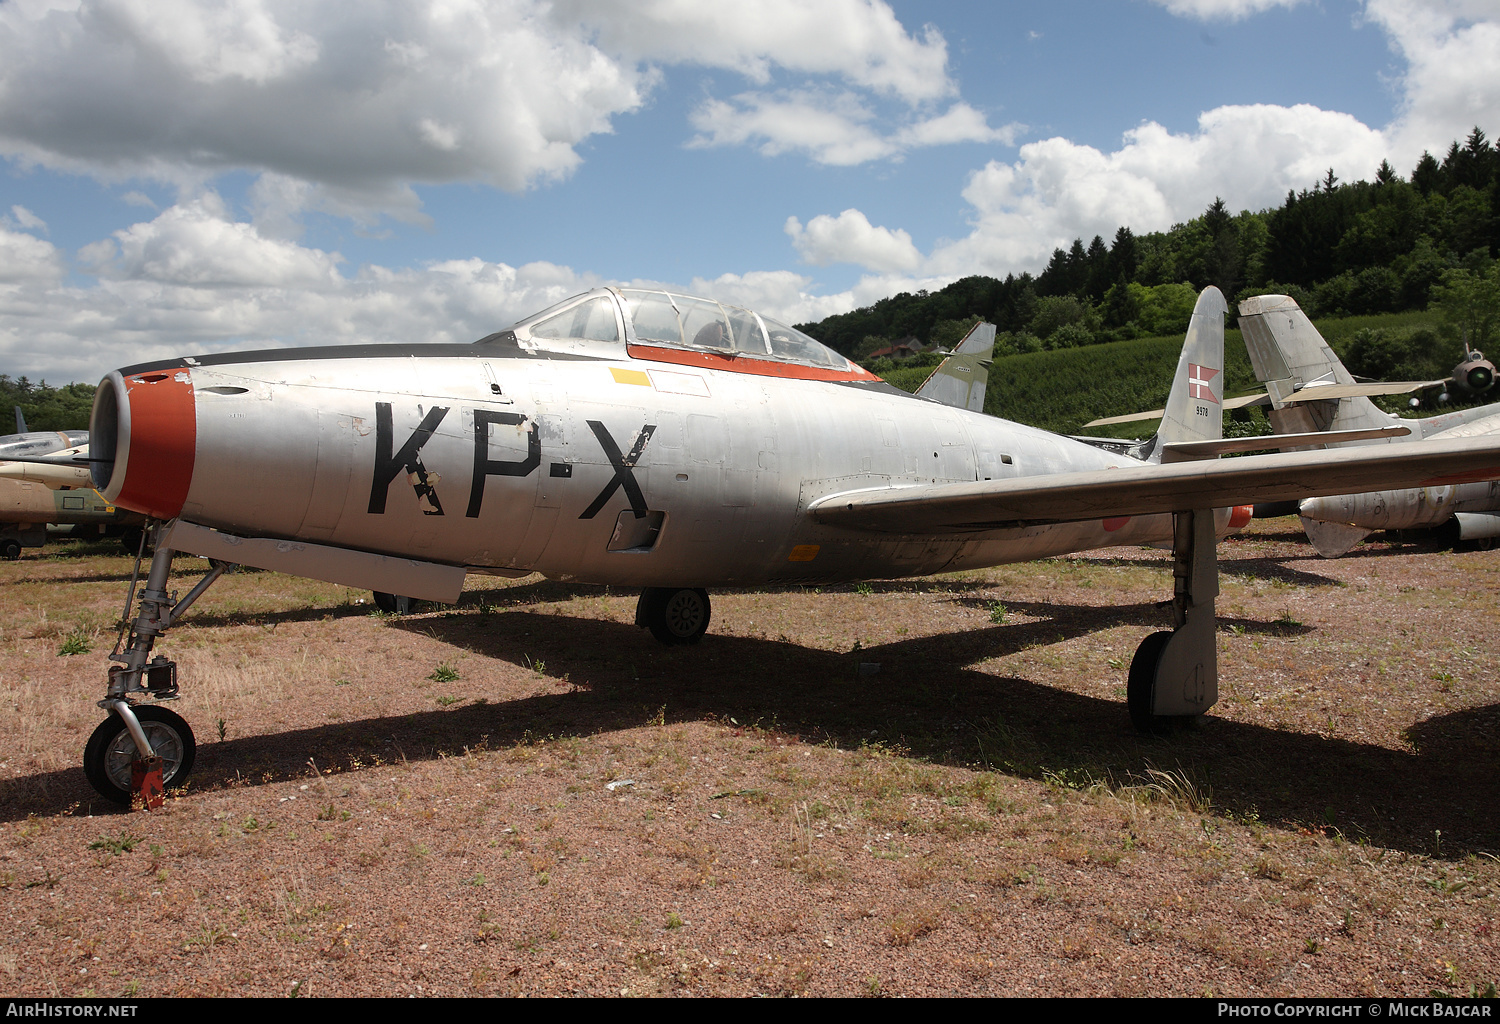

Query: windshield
485;287;852;371
618;289;848;369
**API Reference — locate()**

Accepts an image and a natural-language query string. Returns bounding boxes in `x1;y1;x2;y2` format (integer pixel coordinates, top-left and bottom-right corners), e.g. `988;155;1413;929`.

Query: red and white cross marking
1188;363;1220;403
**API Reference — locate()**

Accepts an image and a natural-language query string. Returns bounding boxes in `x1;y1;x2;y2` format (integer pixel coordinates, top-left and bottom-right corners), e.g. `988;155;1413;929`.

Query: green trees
0;376;96;432
797;127;1498;381
1430;263;1500;352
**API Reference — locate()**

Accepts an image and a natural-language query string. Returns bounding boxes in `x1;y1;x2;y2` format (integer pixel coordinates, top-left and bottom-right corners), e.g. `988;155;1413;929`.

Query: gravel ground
1;522;1497;998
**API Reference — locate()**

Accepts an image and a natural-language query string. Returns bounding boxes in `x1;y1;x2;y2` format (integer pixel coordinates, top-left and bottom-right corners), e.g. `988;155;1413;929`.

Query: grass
57;626;92;656
88;831;142;855
429;662;460;683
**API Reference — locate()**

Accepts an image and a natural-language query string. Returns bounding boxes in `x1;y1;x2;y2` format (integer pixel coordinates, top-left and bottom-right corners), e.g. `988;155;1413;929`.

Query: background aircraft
70;285;1500;803
0;425;146;558
1236;294;1500;557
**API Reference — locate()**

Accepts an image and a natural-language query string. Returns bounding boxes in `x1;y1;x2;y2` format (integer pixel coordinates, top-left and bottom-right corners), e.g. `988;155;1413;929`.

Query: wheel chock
131;755;165;810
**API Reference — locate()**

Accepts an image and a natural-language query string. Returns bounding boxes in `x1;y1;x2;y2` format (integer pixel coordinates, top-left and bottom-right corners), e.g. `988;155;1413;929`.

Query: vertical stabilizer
1237;294;1396;438
914;321;995;413
14;407;26;434
1152;286;1227;457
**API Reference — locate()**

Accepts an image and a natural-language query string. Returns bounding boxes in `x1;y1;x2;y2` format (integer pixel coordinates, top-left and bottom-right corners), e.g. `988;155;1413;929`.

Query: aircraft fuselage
95;346;1179;588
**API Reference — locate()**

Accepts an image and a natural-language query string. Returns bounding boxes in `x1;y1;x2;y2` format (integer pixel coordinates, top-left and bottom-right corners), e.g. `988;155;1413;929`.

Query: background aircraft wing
1082;392;1268;428
806;435;1500;533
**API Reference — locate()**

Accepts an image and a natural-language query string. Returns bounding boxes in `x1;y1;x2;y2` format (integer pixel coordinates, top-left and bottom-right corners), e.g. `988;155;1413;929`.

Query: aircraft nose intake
92;367;197;520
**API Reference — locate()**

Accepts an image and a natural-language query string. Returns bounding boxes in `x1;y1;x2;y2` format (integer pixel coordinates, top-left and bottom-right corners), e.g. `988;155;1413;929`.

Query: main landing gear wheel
0;538;20;561
637;587;711;645
83;705;196;805
372;592;415;614
1127;631;1173;735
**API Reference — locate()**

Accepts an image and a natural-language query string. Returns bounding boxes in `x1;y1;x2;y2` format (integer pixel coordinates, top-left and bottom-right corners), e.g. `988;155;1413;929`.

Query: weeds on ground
89;831;142;855
58;626;92;656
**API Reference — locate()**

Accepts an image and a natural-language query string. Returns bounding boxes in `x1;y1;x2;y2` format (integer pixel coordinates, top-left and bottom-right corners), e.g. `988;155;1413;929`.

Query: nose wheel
636;587;711;645
84;528;233;806
83;705;196;804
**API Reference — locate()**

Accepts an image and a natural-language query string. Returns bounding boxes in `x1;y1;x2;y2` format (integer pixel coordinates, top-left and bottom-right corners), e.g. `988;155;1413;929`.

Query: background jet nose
91;368;197;520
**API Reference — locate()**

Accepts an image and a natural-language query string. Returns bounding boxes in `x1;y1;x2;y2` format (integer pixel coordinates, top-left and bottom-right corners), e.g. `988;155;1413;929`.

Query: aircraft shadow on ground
7;607;1494;856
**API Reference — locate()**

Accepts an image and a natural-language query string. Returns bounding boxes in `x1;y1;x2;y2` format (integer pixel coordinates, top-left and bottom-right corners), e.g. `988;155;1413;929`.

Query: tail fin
915;321;995;413
1237;294;1396;437
14;406;26;434
1151;286;1226;459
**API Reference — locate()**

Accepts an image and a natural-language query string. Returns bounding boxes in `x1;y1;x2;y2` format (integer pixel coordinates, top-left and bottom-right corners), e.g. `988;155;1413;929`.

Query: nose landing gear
84;525;233;805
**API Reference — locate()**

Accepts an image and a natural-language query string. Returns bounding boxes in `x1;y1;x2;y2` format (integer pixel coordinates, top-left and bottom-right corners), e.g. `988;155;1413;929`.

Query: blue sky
0;0;1495;382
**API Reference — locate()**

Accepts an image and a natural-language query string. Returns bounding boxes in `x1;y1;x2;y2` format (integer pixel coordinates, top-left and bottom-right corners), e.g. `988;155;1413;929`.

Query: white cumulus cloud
0;224;64;285
690;91;1015;166
0;0;650;208
1148;0;1306;19
552;0;954;102
1369;0;1500;164
784;209;923;272
0;0;984;222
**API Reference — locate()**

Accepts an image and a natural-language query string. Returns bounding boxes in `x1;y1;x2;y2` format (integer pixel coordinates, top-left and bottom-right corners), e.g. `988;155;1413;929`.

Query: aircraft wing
807;435;1500;534
1277;380;1447;403
1083;392;1267;428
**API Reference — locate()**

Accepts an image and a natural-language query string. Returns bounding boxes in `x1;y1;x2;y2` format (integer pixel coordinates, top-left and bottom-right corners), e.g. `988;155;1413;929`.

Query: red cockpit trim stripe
117;371;196;520
627;344;882;382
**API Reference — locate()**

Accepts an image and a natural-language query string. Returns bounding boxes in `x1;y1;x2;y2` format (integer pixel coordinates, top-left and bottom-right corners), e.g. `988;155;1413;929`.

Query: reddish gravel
1;523;1497;997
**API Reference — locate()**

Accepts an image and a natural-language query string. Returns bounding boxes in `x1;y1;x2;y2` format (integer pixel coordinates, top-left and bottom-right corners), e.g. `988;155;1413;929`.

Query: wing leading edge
806;435;1500;534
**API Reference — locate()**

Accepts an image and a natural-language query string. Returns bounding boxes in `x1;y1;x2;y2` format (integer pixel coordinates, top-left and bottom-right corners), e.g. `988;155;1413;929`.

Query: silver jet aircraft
1237;294;1500;556
75;284;1500;803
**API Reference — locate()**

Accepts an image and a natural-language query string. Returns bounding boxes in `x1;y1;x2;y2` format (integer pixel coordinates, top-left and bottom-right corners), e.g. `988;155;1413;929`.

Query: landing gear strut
1128;507;1219;734
372;591;415;614
85;524;234;805
636;587;712;645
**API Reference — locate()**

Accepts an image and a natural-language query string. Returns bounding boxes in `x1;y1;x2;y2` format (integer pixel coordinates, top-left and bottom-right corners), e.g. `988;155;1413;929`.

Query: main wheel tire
0;538;20;560
83;705;197;804
1127;630;1173;735
373;592;415;614
640;587;711;645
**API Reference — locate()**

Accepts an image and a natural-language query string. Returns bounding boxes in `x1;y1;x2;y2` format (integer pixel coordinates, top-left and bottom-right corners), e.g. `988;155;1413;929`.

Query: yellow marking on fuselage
788;544;820;562
611;367;652;387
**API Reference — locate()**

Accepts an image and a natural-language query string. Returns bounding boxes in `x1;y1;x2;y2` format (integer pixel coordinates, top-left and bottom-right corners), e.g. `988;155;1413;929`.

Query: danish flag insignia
1188;363;1220;403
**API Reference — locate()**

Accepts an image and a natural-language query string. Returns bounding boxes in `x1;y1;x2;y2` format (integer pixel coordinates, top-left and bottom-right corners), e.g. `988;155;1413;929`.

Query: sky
0;0;1497;383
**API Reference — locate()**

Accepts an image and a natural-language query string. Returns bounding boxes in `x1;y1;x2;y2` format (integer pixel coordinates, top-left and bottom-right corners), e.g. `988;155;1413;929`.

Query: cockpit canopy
486;287;851;371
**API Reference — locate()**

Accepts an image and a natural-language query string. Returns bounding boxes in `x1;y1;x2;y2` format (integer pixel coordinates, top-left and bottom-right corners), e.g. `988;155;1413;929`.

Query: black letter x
579;420;655;520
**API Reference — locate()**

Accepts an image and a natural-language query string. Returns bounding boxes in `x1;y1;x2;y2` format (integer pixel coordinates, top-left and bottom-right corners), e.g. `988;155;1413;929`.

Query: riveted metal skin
96;345;1184;590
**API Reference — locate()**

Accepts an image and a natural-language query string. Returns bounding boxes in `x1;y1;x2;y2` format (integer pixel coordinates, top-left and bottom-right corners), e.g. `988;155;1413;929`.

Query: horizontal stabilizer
807;434;1500;534
1159;424;1412;461
1278;380;1447;403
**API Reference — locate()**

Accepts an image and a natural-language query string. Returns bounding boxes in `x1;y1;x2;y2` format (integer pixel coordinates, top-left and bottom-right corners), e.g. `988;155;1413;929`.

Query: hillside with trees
798;128;1500;387
0;375;96;433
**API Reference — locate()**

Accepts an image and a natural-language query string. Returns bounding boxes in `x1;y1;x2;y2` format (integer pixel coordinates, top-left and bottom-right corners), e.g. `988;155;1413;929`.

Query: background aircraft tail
1237;294;1397;437
1149;286;1226;460
915;321;995;413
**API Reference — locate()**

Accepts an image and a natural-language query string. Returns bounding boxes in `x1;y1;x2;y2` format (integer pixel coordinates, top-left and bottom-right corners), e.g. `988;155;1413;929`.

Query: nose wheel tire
83;705;196;805
1;538;20;560
637;587;711;645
